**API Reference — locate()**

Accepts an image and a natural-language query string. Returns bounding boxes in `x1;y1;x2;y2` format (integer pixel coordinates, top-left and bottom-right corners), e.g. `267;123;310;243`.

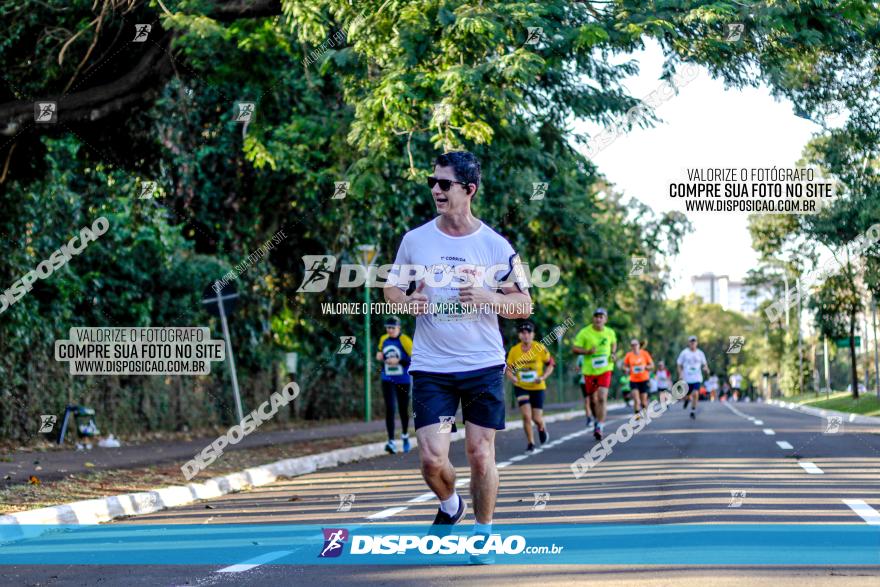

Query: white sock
440;492;460;515
401;433;409;439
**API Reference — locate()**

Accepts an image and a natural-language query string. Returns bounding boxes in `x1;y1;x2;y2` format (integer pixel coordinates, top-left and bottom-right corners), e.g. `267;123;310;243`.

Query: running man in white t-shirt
677;335;709;419
384;151;532;558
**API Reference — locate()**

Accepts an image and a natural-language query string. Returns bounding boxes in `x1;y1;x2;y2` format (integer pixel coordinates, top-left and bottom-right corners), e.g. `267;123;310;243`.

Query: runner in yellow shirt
506;321;555;453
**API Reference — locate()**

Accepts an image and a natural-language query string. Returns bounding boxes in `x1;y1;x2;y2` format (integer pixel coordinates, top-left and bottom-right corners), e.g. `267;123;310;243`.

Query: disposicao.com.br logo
317;528;562;558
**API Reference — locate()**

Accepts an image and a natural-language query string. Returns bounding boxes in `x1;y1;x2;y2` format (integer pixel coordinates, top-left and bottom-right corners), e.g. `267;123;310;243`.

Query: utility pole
557;334;564;404
797;276;804;395
873;294;879;398
823;336;831;398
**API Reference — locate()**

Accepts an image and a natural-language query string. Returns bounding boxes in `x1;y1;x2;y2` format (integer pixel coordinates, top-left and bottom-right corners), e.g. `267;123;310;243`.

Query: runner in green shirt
572;308;617;440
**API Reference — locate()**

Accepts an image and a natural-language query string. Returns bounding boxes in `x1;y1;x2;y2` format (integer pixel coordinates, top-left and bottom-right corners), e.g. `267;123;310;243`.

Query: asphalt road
5;400;880;586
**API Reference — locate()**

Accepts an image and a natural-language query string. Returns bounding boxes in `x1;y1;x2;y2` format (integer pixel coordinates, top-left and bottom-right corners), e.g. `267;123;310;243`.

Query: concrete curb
767;398;880;425
0;407;597;532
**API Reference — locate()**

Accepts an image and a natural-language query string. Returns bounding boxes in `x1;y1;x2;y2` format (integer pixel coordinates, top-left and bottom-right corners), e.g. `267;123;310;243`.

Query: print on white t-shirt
677;348;707;384
388;218;527;374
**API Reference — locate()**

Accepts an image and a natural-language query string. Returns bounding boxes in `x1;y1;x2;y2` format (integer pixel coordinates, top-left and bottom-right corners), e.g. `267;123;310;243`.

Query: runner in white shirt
706;373;719;401
729;372;743;401
655;360;673;404
677;335;710;419
384;151;532;562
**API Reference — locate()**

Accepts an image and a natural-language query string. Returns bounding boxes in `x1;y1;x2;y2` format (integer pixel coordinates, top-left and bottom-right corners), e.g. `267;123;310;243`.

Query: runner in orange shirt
623;339;654;418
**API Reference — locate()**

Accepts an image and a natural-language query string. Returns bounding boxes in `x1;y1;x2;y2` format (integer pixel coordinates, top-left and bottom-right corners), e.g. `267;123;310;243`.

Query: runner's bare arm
384;281;429;315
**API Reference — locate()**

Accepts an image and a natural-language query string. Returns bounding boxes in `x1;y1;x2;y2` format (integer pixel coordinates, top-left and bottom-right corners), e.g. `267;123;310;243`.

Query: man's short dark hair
434;151;481;195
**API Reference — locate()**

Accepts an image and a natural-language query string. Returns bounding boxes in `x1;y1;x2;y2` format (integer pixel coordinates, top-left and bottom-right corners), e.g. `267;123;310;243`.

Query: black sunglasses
427;176;471;192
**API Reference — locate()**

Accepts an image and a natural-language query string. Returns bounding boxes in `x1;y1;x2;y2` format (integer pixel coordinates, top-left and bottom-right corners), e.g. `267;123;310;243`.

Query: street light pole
358;244;378;423
873;294;879;399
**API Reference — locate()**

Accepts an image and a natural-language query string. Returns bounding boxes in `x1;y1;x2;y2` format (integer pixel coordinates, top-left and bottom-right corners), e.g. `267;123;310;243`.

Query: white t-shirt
388;218;527;373
677;348;708;383
730;374;742;388
655;368;672;389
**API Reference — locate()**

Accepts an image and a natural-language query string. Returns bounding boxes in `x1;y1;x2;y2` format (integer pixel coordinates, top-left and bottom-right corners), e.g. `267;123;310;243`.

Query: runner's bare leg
417;424;456;500
465;422;497;524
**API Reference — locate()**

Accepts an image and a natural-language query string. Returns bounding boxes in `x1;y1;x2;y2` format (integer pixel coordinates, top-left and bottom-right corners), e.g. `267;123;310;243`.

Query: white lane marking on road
842;499;880;526
849;413;857;422
216;551;294;573
497;461;512;469
776;441;794;449
763;429;775;435
408;492;436;503
753;420;764;425
798;462;824;474
509;454;528;462
367;506;409;519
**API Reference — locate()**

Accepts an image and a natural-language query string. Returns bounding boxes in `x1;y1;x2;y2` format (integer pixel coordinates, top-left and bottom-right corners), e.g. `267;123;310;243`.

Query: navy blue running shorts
411;364;506;431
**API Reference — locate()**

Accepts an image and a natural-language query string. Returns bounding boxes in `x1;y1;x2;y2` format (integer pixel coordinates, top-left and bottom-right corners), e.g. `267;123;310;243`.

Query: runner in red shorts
572;308;617;440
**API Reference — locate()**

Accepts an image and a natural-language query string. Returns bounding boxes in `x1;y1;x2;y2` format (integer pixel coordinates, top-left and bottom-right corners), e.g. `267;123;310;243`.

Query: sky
575;40;821;299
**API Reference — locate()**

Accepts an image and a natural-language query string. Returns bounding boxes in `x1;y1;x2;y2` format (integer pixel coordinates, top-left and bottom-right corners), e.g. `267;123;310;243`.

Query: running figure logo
532;492;550;510
235;102;255;123
139;181;158;199
724;23;745;42
438;416;455;433
525;27;543;45
332;182;349;200
319;528;349;558
727;336;745;354
34;102;57;123
39;415;57;433
531;182;548;201
728;489;747;508
432;103;452;126
823;415;842;435
133;24;151;42
337;493;356;512
297;255;337;292
630;257;647;276
337;336;356;355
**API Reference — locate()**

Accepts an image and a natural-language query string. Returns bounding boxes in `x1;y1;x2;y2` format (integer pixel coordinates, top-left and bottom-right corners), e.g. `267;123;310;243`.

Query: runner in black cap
505;320;555;452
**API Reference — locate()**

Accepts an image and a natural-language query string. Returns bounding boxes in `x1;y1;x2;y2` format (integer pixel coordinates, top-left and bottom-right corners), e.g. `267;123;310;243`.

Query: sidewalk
0;401;583;487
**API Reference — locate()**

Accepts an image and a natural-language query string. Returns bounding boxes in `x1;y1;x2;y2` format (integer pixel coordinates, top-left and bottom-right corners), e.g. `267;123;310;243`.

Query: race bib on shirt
519;370;538;383
384;364;403;376
591;356;608;369
431;291;479;324
632;365;644;374
686;365;699;375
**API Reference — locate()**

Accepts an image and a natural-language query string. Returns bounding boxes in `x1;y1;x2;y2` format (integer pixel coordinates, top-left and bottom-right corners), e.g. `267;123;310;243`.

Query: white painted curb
0;407;599;535
767;398;880;425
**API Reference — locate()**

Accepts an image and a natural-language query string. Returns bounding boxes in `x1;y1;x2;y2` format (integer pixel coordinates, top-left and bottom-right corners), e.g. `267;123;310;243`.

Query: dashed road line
798;462;824;474
408;492;436;503
367;506;409;520
216;551;294;573
776;441;793;449
763;429;775;435
842;499;880;525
